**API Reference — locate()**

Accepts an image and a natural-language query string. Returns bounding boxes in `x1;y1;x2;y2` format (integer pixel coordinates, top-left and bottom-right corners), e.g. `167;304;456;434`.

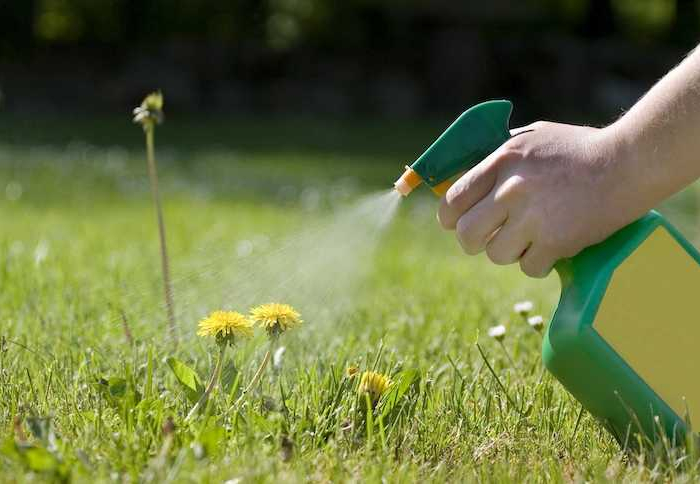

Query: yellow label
594;227;700;424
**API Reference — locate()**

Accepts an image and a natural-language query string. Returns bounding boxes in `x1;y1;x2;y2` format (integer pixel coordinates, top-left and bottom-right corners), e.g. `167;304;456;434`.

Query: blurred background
2;0;700;268
2;0;700;124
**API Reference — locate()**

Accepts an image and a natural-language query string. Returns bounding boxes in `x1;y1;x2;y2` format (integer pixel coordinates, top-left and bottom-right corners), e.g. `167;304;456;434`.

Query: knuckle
437;203;455;230
486;244;511;265
444;182;463;206
530;120;550;130
520;258;546;278
459;238;481;255
495;143;524;164
456;217;481;255
493;175;526;203
446;170;478;205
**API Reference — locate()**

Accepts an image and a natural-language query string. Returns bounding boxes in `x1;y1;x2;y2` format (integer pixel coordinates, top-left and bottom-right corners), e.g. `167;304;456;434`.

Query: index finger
437;151;500;230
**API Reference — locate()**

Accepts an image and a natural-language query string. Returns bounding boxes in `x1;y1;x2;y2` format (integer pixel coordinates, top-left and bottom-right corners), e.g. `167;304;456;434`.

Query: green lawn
1;115;699;482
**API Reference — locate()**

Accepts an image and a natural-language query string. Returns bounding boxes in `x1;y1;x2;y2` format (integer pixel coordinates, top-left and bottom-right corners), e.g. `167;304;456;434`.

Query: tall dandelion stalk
133;91;177;344
188;311;254;421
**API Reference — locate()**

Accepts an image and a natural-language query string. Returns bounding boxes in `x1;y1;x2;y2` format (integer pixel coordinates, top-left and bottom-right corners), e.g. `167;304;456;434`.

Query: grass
1;114;700;482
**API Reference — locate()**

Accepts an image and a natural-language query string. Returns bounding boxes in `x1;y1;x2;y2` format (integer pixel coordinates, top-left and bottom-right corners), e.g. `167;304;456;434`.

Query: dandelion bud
488;324;507;342
346;365;359;378
513;301;533;317
357;371;392;403
133;91;164;129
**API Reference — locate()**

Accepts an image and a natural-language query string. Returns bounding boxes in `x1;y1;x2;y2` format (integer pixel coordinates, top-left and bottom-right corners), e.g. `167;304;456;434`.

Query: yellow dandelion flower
250;303;302;337
197;310;254;344
346;365;359;378
357;371;392;402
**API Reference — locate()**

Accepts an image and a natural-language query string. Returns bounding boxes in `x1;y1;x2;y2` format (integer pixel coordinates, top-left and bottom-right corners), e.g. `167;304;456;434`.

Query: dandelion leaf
166;357;204;403
381;369;419;419
107;378;127;398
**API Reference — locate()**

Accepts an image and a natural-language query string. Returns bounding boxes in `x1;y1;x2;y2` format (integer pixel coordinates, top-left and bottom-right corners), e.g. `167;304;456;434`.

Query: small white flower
514;300;534;316
528;315;544;331
488;324;506;341
273;346;286;371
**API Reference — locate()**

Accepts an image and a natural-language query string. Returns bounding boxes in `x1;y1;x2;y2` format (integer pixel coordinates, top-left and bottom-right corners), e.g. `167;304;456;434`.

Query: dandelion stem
145;126;177;345
186;344;225;421
498;341;517;368
234;338;276;408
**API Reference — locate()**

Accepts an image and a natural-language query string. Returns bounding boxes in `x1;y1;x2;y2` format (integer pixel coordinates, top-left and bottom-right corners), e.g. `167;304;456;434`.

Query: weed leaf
166;357;204;403
381;369;419;418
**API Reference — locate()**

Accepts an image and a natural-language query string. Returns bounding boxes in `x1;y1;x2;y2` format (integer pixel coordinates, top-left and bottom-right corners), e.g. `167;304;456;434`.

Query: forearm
606;45;700;211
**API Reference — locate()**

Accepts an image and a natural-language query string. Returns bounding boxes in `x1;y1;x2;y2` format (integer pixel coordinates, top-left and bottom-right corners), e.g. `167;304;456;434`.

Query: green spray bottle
395;100;700;444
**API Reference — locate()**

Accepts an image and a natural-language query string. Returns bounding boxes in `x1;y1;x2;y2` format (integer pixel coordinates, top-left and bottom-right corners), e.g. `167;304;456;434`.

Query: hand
437;121;647;278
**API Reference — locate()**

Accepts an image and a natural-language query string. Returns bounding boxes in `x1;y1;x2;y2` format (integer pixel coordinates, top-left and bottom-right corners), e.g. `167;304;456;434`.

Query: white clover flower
528;315;544;332
488;324;507;342
514;300;534;316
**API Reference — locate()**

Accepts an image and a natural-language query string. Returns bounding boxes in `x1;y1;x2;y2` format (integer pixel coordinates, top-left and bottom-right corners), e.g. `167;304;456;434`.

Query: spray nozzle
394;100;513;197
393;166;422;197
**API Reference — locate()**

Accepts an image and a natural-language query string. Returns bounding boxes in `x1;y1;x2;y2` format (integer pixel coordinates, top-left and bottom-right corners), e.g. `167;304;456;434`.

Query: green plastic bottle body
544;211;700;443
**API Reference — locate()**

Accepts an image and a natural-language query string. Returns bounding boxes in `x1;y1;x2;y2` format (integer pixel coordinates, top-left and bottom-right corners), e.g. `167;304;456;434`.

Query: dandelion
527;315;545;332
357;371;392;403
513;301;533;317
234;303;302;408
187;310;253;421
346;365;360;378
133;91;177;344
197;310;254;346
488;324;506;342
250;303;302;337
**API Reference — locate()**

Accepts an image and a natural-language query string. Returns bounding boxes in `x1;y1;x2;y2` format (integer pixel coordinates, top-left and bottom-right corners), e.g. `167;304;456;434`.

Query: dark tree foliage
1;0;692;52
0;0;697;117
581;0;616;38
0;0;37;55
671;0;700;47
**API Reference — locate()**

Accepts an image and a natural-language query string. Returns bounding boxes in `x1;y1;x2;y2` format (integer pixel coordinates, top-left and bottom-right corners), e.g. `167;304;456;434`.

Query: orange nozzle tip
394;166;422;197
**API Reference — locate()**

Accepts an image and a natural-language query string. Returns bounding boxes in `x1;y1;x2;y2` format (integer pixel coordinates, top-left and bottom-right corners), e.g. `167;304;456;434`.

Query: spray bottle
396;100;700;444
